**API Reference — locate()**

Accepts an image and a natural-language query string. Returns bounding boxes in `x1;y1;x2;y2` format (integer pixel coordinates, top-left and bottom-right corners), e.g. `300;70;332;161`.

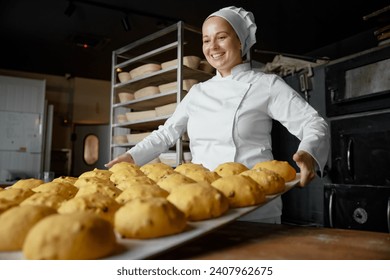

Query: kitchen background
0;0;389;231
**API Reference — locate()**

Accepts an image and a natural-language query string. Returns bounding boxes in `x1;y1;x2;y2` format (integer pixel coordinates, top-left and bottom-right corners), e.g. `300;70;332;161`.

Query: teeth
211;53;223;59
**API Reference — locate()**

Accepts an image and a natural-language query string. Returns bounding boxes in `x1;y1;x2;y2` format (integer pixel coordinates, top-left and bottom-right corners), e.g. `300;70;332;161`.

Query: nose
209;39;219;50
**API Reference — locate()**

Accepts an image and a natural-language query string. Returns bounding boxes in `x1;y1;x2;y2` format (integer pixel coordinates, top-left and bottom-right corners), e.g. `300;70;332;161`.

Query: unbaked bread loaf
211;175;266;208
32;182;78;200
252;160;296;182
79;168;113;181
20;192;68;210
109;168;145;185
114;176;157;191
129;63;161;79
74;176;114;188
240;168;286;195
174;162;222;184
213;162;249;177
0;188;35;204
115;184;169;204
108;162;141;173
167;182;229;221
0;198;18;214
74;177;121;199
140;162;175;182
23;212;117;259
179;169;221;184
157;172;195;193
0;205;56;251
52;176;78;185
58;193;121;224
114;197;187;239
10;178;44;190
174;162;209;174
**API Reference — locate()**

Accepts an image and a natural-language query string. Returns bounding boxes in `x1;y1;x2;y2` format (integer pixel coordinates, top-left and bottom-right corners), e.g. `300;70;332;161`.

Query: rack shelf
109;21;214;165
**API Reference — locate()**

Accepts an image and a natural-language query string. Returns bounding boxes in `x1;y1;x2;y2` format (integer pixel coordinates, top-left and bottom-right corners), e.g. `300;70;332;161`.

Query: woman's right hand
104;153;134;169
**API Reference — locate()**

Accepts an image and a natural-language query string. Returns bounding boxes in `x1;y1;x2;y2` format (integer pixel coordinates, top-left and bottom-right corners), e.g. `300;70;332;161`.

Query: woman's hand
292;150;316;187
104;153;134;169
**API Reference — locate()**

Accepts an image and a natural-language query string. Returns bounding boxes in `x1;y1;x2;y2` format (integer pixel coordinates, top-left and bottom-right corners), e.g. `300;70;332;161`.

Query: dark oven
325;45;390;117
324;45;390;233
329;111;390;186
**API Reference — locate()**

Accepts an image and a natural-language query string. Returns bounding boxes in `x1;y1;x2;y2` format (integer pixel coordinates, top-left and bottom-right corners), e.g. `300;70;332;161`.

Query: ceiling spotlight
121;15;131;32
65;1;76;17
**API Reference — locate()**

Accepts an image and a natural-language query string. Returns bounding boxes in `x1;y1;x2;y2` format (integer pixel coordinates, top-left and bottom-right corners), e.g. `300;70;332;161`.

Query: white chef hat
207;6;257;57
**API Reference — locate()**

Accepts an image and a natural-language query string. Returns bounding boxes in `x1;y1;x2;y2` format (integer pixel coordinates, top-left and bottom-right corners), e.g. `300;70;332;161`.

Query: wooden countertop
155;221;390;260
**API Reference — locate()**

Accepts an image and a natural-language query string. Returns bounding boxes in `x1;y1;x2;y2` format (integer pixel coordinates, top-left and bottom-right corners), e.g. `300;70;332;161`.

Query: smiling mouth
211;53;224;59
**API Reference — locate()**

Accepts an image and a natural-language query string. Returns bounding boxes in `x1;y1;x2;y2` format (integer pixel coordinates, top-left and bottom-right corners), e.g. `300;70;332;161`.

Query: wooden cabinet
109;21;213;165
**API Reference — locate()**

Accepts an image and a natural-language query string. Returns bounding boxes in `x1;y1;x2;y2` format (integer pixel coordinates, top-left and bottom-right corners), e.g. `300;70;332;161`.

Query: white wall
0;75;46;180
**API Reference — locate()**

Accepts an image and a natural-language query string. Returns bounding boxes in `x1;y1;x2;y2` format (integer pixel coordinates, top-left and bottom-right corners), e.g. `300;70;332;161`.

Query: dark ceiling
0;0;388;81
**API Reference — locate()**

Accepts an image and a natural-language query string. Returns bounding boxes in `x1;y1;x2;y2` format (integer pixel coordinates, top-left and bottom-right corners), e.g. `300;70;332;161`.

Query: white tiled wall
0;75;46;179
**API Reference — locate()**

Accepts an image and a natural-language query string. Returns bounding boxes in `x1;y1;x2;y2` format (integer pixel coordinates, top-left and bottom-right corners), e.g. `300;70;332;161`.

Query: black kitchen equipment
329;111;390;186
324;184;390;233
325;44;390;117
324;44;390;233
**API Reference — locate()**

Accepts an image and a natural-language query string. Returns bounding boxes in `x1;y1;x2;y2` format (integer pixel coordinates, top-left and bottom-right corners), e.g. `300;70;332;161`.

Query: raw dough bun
58;193;121;224
174;163;209;173
240;168;286;195
211;175;266;207
74;177;121;199
0;198;18;214
20;192;68;209
114;197;187;239
178;169;221;184
32;182;78;199
213;162;249;177
0;188;35;204
140;162;175;182
52;176;78;185
11;178;44;190
115;176;157;191
252;160;296;182
167;182;229;221
79;168;113;181
109;168;145;185
0;205;56;251
23;212;117;259
115;184;168;204
74;176;115;188
108;162;141;173
157;172;195;193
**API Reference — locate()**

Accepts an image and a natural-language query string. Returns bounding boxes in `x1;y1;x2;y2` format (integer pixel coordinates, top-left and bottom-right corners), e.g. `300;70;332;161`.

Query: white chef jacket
128;62;329;220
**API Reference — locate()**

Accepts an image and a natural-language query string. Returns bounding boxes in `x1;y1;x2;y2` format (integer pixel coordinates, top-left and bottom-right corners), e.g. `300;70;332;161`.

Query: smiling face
202;16;243;77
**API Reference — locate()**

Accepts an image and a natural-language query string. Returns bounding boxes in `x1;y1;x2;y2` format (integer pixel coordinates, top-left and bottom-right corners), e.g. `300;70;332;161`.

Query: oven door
324;184;390;233
325;45;390;117
330;111;390;186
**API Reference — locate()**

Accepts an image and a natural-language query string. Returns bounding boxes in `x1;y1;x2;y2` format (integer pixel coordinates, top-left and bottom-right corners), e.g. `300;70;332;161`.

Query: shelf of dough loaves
114;102;177;131
113;79;197;111
114;65;212;92
112;114;169;131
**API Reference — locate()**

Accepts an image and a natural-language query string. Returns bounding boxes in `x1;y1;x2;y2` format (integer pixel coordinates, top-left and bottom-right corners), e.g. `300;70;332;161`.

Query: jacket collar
215;62;251;79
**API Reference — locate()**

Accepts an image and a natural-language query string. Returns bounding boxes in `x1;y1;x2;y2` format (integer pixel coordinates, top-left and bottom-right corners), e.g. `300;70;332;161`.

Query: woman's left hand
292;150;316;187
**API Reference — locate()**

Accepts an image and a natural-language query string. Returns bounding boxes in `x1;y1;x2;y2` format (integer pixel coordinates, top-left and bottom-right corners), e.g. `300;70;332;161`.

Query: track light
121;15;131;31
65;1;76;17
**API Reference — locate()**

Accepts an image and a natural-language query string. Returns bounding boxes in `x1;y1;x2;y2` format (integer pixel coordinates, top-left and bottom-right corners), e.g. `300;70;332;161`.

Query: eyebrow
202;31;229;38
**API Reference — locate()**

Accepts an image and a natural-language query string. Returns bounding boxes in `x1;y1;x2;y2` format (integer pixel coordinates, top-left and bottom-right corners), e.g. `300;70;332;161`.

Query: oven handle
347;138;354;179
328;188;334;228
387;197;390;233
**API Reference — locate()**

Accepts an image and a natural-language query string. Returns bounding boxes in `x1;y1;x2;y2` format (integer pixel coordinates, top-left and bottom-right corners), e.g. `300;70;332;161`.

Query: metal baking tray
0;174;300;260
